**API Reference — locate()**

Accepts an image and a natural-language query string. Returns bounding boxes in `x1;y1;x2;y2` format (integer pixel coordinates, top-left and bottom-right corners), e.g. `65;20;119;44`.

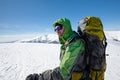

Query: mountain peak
17;34;59;44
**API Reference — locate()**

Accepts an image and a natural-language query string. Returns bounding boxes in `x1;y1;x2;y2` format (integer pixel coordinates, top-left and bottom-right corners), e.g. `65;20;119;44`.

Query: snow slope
0;31;120;80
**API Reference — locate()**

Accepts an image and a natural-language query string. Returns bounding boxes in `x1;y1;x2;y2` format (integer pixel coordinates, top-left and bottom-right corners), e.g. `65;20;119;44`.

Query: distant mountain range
16;34;59;44
17;31;120;43
1;31;120;44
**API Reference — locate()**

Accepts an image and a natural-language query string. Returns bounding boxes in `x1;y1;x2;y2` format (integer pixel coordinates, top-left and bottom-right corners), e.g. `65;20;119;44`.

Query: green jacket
53;18;85;79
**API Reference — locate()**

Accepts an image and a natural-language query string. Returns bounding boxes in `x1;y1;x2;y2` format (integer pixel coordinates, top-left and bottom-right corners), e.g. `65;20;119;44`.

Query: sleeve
26;67;63;80
26;73;39;80
59;40;85;79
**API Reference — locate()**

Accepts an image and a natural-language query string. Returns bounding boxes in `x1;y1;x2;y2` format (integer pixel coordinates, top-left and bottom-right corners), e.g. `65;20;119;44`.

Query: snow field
0;31;120;80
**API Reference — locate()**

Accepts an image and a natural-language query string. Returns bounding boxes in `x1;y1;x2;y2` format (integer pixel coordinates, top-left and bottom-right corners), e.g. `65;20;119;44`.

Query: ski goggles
54;25;63;31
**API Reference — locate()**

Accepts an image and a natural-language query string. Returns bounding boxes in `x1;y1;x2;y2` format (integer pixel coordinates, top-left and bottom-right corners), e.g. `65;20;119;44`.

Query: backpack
78;16;107;70
65;16;107;80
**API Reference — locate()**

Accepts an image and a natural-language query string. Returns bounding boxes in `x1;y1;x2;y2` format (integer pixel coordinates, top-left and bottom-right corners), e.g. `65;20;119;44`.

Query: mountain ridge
16;34;59;44
17;31;120;43
1;31;120;44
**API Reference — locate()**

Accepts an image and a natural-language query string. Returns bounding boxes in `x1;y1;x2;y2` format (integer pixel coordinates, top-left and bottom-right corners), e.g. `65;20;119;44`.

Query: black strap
103;32;107;48
64;36;81;49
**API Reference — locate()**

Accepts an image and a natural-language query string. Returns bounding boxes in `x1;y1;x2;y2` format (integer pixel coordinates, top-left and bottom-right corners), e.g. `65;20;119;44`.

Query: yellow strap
72;72;82;80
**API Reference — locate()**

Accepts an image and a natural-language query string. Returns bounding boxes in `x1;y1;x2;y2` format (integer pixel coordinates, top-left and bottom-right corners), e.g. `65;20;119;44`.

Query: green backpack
65;16;107;80
78;16;107;80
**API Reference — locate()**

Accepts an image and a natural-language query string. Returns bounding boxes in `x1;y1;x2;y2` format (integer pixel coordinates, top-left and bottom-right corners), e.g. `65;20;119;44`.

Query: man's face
54;25;64;36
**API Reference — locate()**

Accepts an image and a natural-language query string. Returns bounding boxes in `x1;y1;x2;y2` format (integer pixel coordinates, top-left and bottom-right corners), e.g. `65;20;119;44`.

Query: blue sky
0;0;120;42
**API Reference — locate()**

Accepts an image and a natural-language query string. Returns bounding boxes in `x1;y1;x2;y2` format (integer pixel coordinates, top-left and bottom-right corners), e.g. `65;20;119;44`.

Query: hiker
53;18;86;80
25;18;86;80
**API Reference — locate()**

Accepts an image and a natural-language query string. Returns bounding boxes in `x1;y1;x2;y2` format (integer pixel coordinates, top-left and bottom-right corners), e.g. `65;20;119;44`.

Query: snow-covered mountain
0;31;120;80
17;34;59;44
16;31;120;44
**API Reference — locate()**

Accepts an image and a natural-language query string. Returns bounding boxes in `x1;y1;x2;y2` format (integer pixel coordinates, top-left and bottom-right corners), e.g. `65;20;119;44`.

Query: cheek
57;31;63;36
61;28;65;33
56;31;61;35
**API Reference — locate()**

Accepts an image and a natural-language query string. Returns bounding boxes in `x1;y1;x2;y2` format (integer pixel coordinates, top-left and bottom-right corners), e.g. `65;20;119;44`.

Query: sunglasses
54;25;63;31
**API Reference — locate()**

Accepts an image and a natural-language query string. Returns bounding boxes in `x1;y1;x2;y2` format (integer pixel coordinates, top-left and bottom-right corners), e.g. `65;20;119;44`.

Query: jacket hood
53;18;73;44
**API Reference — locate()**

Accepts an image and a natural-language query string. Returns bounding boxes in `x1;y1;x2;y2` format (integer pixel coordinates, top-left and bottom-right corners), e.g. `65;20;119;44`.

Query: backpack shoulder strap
64;35;83;49
103;32;107;48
